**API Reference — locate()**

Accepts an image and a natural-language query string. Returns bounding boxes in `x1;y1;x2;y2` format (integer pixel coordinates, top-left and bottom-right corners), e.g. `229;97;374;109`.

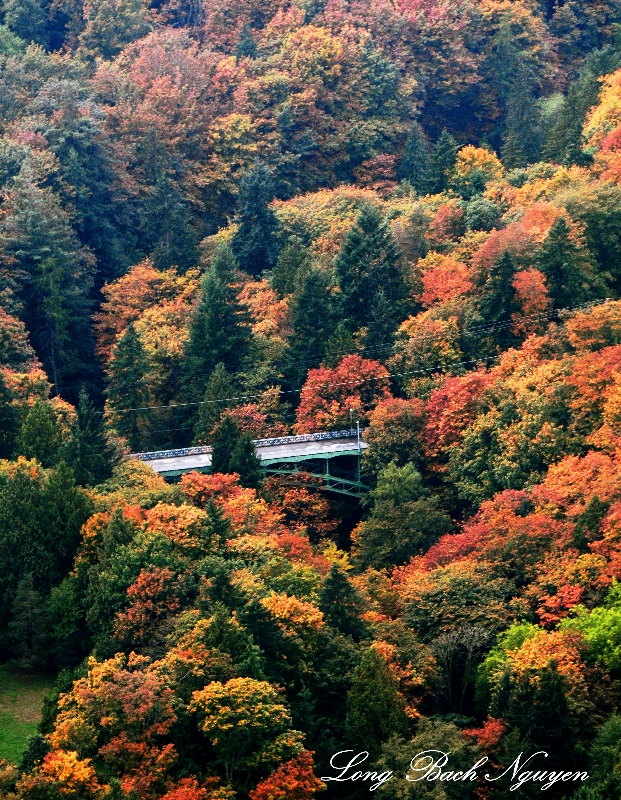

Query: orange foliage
249;751;325;800
419;254;473;307
511;268;549;334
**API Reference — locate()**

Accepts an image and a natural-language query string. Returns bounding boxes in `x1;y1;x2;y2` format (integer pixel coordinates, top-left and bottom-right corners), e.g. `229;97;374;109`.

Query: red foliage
425;201;466;248
294;355;391;433
114;567;180;645
420;257;473;307
249;751;325;800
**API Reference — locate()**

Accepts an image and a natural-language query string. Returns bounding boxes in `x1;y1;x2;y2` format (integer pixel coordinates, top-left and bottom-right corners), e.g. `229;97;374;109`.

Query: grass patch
0;663;54;764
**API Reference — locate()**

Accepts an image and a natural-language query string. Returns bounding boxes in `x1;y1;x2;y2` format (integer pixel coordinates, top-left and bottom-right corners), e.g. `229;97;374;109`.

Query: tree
318;564;367;641
502;69;542;169
78;0;150;60
105;323;149;452
211;414;242;475
0;160;95;392
16;399;63;467
232;164;281;276
346;645;407;758
1;0;48;46
249;751;325;800
190;677;303;784
8;574;47;668
64;389;117;487
429;129;459;194
184;244;251;400
284;264;335;390
193;363;235;444
334;203;406;334
537;217;600;309
230;432;262;489
398;122;430;194
236;21;257;60
270;237;311;298
353;463;452;569
479;250;520;350
0;371;18;459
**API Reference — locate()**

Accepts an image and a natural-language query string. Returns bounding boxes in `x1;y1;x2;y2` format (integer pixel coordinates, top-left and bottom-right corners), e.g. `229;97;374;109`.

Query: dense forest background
5;1;621;798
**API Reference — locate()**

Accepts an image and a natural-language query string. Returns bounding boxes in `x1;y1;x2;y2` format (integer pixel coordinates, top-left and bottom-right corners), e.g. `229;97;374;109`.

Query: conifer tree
323;321;356;368
8;574;46;668
64;389;117;487
319;563;368;641
16;399;63;467
105;323;149;452
543;73;598;166
232;164;281;276
335;203;405;334
184;244;251;400
2;0;48;46
193;363;235;444
502;69;541;169
429;129;458;194
398;121;430;194
236;21;257;59
346;645;408;757
270;236;311;298
285;264;335;389
210;414;241;475
0;160;95;392
0;371;17;459
365;288;396;357
537;217;600;309
479;250;520;350
230;432;262;489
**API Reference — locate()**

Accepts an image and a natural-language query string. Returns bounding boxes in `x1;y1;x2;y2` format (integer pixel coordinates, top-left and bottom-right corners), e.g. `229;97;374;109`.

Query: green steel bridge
130;429;369;497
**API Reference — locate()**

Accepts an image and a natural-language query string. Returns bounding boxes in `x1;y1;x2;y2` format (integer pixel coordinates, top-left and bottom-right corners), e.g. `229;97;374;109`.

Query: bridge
130;429;369;497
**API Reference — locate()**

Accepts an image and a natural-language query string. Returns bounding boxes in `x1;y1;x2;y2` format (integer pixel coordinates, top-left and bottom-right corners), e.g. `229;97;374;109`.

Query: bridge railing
129;428;365;462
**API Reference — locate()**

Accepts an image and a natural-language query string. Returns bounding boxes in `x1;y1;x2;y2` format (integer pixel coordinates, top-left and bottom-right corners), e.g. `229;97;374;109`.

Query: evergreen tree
318;563;368;641
210;414;241;475
2;0;48;46
364;288;396;357
0;371;17;459
334;203;405;334
230;432;262;489
543;73;598;166
8;574;47;668
193;363;235;445
398;121;430;194
64;388;117;487
323;321;356;368
16;399;63;467
270;236;311;298
429;129;458;194
105;323;150;452
78;0;150;60
236;21;257;59
537;217;600;309
479;250;520;351
346;645;408;757
285;264;335;389
502;69;542;169
0;160;95;392
231;164;281;276
184;244;251;400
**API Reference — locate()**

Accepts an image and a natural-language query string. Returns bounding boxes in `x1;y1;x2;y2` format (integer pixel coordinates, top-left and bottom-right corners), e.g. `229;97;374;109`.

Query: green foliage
193;363;235;444
479;251;520;350
429;130;458;194
398;122;430;194
184;244;251;400
211;414;262;488
64;389;117;486
561;583;621;673
1;0;48;46
318;563;368;641
355;463;452;569
15;399;62;467
105;322;149;452
465;198;501;232
346;644;408;757
270;236;311;298
232;164;281;276
7;574;47;668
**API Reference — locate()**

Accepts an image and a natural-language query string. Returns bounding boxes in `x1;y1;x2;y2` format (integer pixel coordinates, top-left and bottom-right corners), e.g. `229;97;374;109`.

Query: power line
111;298;608;414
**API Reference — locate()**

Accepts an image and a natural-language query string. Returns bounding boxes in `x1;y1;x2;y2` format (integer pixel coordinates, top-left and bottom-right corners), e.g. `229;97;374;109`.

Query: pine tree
193;363;235;444
543;73;598;166
105;323;150;452
285;264;335;389
429;129;458;194
231;164;281;276
318;563;368;641
335;203;405;334
270;236;311;298
323;321;356;368
364;288;396;357
537;217;600;309
64;389;117;487
184;244;251;400
479;250;520;351
236;21;257;59
210;414;241;475
398;121;430;194
0;160;95;393
502;69;542;169
0;371;17;459
8;574;47;668
346;645;408;757
16;399;63;467
230;432;262;489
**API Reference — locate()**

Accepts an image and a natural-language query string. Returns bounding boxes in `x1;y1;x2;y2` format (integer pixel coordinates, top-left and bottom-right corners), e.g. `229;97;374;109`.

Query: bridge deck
132;430;367;477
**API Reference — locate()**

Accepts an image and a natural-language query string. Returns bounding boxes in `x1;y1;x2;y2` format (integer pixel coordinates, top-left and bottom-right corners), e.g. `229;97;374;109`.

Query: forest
4;0;621;798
